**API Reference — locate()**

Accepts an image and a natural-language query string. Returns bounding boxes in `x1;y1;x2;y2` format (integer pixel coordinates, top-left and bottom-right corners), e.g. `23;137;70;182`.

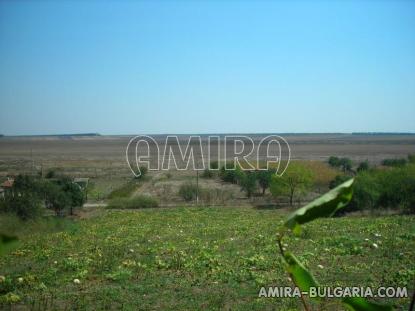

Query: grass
0;207;414;310
107;195;159;209
107;179;141;199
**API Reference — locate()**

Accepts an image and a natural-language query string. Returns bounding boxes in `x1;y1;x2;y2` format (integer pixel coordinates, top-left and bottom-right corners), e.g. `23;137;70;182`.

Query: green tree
219;162;243;184
339;157;352;173
270;163;314;207
239;171;257;198
328;156;341;168
43;182;71;216
357;160;369;172
328;156;353;173
1;175;43;220
256;169;274;195
58;178;85;215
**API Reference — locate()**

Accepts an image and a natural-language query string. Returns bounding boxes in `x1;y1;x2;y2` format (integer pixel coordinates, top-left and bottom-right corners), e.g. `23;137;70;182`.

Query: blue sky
0;0;414;135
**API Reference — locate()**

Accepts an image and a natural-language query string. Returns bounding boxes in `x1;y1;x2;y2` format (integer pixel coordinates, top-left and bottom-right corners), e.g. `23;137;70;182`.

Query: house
0;178;14;198
1;178;14;188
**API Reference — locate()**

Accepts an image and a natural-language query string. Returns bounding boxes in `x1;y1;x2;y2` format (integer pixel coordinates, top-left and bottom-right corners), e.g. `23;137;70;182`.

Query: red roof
1;179;14;188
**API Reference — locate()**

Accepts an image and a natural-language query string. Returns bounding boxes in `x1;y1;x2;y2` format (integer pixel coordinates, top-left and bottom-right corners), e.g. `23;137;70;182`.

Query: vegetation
107;180;140;199
134;166;148;179
219;163;243;184
239;171;257;198
270;163;314;206
328;156;353;173
209;161;219;170
107;195;159;209
277;179;394;310
0;175;84;219
350;165;415;214
256;169;274;195
329;175;352;189
357;160;370;172
178;183;199;202
381;158;407;167
201;168;214;178
0;207;413;309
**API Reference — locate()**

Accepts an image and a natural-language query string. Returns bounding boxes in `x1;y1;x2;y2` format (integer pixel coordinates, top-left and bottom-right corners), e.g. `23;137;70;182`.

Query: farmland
0;134;415;310
1;207;414;310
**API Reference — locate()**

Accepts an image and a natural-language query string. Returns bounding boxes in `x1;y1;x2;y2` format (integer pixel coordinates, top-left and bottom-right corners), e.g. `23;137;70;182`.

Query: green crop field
1;207;414;310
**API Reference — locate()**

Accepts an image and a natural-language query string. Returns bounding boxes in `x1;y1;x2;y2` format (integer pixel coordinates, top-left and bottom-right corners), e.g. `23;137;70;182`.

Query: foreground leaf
284;252;319;295
284;178;354;230
343;297;393;311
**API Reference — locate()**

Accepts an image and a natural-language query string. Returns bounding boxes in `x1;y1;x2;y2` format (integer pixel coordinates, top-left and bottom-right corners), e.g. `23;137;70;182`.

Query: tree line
0;173;85;220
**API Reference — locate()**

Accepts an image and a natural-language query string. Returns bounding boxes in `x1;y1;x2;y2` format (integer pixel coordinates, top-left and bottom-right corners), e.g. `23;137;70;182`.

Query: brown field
1;133;414;205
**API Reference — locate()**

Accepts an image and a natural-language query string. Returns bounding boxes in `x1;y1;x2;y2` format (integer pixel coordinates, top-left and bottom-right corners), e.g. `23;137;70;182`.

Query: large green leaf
343;297;393;311
284;252;319;294
284;178;354;230
0;233;18;256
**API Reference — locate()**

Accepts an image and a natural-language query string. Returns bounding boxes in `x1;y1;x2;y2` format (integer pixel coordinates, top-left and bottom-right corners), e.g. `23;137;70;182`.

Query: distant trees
239;171;257;198
0;174;85;219
328;156;352;173
270;163;314;207
381;158;407;167
357;160;369;172
0;175;42;220
43;182;71;216
219;163;243;184
256;169;274;195
329;156;415;214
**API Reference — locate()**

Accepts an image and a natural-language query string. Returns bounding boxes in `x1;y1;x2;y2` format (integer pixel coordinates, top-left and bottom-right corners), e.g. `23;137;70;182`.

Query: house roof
1;179;14;188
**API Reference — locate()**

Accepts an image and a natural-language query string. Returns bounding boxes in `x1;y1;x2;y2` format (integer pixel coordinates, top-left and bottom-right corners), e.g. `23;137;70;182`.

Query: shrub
357;160;369;172
219;162;244;184
328;156;352;172
107;195;159;209
178;183;198;202
1;192;42;220
134;166;148;179
328;156;341;167
45;169;56;179
209;161;219;170
108;180;139;199
381;158;407;167
201;168;214;178
346;164;415;213
349;171;381;212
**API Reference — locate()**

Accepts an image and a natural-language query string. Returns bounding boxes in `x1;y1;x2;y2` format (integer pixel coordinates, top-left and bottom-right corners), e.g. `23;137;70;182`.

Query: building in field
0;178;14;198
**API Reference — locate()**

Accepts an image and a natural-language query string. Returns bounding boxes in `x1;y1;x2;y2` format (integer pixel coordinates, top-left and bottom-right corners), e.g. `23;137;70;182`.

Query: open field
1;134;414;310
0;207;414;310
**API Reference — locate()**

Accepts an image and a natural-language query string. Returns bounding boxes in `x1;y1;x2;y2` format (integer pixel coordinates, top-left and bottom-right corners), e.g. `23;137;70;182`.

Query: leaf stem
277;236;311;311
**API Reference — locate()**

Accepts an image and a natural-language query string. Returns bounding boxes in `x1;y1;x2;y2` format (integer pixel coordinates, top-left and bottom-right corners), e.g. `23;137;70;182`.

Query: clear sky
0;0;414;135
